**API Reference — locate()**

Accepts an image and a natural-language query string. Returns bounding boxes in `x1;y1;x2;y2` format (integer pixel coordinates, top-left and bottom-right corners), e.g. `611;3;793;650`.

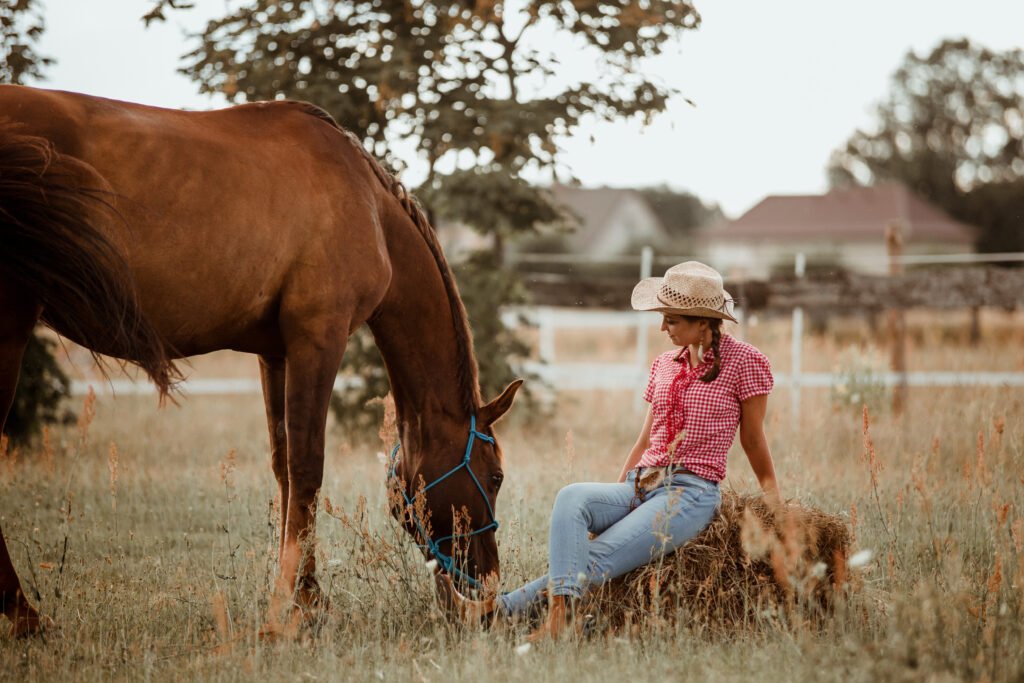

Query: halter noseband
386;415;498;588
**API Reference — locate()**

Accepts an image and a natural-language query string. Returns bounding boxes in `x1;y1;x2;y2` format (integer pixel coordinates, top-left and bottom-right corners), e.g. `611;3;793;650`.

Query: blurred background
2;0;1022;442
2;5;1023;678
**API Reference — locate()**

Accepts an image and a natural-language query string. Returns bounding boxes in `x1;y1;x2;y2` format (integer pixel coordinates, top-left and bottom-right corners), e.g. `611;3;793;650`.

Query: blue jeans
498;470;721;616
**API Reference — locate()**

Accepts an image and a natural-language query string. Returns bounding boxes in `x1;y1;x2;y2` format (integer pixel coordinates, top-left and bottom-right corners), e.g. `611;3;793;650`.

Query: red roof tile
714;183;976;244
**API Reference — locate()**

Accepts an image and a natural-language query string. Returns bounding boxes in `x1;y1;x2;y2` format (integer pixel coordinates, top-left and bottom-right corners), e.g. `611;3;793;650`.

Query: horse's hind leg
0;284;46;636
258;355;288;566
0;528;39;638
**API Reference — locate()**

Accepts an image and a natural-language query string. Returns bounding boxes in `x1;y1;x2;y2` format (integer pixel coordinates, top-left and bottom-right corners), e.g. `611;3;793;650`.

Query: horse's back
0;84;377;221
0;85;390;356
2;85;336;151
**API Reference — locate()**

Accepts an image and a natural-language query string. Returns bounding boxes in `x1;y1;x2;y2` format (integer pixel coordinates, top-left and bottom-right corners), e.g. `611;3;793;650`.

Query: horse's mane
292;102;482;413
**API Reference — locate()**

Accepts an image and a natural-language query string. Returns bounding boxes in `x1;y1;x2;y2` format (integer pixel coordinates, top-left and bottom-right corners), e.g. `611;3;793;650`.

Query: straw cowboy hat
631;261;738;322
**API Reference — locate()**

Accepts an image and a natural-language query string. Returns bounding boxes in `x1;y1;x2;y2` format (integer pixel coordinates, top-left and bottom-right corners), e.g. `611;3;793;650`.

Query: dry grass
584;492;852;633
1;311;1023;681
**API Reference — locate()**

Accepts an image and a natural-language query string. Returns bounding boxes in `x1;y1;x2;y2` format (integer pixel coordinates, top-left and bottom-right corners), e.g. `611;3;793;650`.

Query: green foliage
0;0;51;85
4;333;71;445
451;250;533;402
176;0;700;434
181;0;700;168
828;39;1024;254
636;185;724;239
417;170;563;243
958;179;1024;253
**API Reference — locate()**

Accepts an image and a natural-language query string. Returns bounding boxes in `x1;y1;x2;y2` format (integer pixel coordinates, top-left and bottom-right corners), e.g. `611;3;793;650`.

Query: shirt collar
673;335;726;366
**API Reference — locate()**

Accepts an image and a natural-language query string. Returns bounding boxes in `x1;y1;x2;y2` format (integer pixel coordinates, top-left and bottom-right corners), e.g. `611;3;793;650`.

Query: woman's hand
739;394;780;504
617;407;654;482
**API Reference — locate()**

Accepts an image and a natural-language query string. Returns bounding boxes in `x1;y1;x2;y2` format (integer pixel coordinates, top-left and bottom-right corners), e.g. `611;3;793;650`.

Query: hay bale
579;491;852;632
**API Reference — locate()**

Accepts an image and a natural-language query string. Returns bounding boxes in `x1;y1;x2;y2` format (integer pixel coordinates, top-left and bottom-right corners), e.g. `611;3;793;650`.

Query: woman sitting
439;261;779;640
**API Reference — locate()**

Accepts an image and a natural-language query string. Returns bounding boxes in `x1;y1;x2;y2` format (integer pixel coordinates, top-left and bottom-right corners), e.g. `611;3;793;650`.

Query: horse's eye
491;473;504;489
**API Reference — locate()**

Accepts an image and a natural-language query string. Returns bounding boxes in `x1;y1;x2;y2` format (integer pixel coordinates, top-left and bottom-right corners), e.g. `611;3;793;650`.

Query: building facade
700;183;976;279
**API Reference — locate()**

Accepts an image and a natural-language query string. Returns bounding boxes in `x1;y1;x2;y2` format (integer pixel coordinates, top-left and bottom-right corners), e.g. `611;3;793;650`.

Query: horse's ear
479;379;524;427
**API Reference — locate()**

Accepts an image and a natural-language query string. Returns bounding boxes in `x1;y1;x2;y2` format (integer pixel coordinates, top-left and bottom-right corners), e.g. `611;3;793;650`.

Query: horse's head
389;379;522;593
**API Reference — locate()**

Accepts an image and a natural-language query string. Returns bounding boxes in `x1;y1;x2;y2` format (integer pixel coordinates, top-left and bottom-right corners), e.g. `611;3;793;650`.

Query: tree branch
142;0;195;27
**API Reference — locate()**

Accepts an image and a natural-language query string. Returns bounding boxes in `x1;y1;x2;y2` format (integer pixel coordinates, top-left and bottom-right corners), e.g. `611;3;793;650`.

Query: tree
0;0;51;84
637;184;724;239
164;0;701;433
829;39;1024;253
958;180;1024;254
3;335;71;445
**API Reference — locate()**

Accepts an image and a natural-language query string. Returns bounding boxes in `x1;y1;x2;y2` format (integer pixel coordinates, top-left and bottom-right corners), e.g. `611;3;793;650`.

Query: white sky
35;0;1024;217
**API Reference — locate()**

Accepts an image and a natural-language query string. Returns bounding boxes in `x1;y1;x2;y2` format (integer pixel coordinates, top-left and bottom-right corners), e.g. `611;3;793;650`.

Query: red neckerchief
665;344;717;456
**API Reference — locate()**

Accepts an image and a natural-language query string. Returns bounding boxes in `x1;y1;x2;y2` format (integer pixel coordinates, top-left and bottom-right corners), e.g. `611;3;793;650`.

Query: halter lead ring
387;415;498;588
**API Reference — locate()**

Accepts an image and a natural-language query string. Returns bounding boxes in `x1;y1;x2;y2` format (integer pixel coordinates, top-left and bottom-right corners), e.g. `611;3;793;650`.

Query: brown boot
527;595;573;643
433;572;497;625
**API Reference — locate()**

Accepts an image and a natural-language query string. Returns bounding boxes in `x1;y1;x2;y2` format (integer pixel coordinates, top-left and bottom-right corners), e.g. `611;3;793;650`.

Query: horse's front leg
267;330;347;630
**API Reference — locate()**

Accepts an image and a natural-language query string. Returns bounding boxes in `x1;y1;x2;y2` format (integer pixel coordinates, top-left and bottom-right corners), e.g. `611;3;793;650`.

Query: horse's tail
0;125;180;399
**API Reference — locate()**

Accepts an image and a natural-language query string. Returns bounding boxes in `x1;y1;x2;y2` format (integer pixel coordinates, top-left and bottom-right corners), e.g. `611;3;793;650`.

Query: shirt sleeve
736;348;774;401
642;355;661;403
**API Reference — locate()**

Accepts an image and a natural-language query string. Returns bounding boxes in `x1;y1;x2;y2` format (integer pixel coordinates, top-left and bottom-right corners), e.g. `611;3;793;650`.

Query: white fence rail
71;311;1024;399
518;366;1024;390
70;367;1024;398
67;250;1024;401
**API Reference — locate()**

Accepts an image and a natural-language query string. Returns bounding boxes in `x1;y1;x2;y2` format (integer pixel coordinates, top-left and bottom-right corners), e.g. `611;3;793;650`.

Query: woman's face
661;314;707;347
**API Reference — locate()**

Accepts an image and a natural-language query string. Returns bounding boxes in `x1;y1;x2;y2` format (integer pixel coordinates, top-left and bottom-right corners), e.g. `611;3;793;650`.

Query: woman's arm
739;394;780;503
617;408;654;482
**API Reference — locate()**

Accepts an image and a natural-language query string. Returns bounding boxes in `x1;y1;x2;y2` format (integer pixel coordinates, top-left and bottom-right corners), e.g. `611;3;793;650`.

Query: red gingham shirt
638;334;773;482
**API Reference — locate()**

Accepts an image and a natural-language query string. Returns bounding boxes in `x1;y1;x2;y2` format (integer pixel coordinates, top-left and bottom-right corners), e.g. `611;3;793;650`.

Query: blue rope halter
387;415;498;588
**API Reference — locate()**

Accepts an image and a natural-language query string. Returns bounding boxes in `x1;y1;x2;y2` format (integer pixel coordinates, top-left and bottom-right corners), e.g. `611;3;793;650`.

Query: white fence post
538;308;556;364
634;246;655;412
791;253;806;431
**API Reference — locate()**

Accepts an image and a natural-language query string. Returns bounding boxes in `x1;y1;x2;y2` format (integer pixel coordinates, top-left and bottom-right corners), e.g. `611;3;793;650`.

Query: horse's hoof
258;601;307;642
296;590;329;614
296;577;330;617
296;577;327;610
433;571;497;625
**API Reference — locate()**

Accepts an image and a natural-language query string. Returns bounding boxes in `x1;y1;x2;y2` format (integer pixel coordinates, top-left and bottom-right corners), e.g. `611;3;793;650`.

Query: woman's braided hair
682;316;723;383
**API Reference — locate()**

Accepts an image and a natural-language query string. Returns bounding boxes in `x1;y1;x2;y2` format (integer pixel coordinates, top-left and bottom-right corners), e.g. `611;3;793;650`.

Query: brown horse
0;84;521;637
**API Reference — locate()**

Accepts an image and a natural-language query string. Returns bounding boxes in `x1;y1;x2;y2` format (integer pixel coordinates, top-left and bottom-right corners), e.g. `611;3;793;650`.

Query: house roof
549;185;654;232
712;183;976;244
550;185;626;229
440;185;670;258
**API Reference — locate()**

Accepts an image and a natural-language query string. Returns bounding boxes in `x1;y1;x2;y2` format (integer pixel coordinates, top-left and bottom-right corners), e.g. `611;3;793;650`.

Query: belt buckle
631;467;668;510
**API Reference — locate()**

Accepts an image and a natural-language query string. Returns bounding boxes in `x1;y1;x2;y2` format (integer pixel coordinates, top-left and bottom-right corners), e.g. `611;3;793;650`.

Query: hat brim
631;278;738;322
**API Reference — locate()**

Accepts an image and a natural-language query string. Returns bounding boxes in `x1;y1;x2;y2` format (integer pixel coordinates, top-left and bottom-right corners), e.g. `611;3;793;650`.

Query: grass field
2;314;1022;681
